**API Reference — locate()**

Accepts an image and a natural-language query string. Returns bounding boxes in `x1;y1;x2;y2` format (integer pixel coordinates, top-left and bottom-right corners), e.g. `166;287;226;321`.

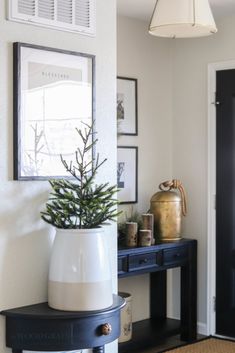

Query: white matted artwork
13;42;95;180
117;146;138;204
117;77;137;136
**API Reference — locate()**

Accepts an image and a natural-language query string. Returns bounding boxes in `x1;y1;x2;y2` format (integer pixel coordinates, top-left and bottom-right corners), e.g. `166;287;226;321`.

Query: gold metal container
150;190;182;242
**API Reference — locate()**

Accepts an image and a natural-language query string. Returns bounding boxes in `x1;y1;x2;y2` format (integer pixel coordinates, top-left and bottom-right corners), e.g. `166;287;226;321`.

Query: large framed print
13;42;95;180
117;77;138;136
117;146;138;204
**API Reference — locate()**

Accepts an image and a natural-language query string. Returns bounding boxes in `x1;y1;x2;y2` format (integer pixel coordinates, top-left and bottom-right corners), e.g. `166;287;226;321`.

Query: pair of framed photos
117;77;138;204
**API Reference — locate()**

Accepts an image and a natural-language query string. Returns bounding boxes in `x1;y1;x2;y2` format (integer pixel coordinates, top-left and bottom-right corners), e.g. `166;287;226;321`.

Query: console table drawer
129;252;160;271
163;247;188;265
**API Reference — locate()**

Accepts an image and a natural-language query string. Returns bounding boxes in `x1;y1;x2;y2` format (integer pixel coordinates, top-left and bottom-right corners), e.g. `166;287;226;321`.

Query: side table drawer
129;252;161;272
4;308;121;351
163;246;188;265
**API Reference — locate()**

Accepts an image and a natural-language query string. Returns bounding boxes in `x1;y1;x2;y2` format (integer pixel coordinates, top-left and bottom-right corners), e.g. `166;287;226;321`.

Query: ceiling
117;0;235;22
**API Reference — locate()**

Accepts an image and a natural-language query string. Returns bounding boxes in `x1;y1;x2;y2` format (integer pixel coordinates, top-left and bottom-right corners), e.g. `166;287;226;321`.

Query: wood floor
133;334;206;353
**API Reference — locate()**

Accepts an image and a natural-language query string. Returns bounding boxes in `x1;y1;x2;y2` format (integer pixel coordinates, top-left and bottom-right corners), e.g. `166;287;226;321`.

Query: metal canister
118;292;132;343
150;180;187;242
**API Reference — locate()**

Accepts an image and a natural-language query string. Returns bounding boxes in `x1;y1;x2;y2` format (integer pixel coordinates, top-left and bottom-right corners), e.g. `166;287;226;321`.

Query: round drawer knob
101;323;112;335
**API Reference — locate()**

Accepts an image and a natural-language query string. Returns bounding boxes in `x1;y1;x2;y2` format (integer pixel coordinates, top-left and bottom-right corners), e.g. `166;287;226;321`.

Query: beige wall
117;14;235;332
1;5;234;350
0;1;117;353
117;16;173;322
172;15;235;328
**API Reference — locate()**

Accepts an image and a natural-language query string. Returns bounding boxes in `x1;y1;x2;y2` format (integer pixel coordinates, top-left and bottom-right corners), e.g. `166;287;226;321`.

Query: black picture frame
13;42;95;180
117;146;138;204
117;77;138;136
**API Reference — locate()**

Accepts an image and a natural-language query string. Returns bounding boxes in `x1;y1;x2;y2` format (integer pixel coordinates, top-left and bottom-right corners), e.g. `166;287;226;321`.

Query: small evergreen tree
41;123;120;229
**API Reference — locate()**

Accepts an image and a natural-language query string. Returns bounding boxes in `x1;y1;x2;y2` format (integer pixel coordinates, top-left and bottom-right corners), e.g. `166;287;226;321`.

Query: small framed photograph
117;146;138;204
117;77;138;136
13;42;95;180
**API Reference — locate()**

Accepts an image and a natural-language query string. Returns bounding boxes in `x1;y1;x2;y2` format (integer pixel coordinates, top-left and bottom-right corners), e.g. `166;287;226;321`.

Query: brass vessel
150;180;187;242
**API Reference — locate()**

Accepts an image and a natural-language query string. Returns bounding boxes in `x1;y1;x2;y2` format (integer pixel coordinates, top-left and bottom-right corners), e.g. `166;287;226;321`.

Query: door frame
207;60;235;336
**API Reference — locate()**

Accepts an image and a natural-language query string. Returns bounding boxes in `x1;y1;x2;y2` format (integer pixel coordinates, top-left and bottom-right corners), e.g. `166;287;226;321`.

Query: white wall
0;1;117;353
117;13;235;333
172;15;235;330
117;16;173;322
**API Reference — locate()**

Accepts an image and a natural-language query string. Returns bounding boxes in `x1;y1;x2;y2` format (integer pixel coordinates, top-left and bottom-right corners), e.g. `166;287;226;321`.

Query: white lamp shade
149;0;217;38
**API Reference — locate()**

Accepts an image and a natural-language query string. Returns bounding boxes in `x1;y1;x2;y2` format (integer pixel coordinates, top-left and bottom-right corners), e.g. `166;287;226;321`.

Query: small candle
142;213;154;244
126;222;138;247
139;230;152;247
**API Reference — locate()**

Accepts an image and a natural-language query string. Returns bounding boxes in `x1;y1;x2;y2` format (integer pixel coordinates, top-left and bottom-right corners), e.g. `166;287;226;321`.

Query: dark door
216;69;235;337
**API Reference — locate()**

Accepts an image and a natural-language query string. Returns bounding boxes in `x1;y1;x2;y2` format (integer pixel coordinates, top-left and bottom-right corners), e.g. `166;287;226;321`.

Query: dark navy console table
118;239;197;353
1;295;125;353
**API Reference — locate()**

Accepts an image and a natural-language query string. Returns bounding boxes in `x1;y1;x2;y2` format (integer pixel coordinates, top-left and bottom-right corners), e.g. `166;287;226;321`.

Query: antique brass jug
150;180;187;242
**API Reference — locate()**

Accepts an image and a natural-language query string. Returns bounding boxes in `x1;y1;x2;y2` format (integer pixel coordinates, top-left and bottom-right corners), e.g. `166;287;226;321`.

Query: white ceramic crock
48;228;113;311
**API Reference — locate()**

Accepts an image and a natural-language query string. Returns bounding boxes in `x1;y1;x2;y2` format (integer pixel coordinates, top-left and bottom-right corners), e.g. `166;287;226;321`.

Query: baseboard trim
168;316;207;336
197;322;207;335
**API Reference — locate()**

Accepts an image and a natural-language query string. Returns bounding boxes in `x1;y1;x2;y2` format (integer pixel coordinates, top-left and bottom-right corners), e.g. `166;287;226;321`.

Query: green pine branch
41;123;121;229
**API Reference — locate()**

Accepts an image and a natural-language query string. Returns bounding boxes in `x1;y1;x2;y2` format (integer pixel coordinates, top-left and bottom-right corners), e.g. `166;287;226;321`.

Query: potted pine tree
41;123;119;311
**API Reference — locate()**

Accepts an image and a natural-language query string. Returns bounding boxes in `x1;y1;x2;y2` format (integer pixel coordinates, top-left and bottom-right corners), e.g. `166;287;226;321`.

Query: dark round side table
1;295;125;353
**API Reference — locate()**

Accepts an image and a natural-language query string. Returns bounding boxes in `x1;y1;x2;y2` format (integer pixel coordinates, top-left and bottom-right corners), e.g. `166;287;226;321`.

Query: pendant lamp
149;0;217;38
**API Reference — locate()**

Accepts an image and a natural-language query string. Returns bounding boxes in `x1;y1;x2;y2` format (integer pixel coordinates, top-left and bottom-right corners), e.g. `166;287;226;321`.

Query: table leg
181;241;197;341
93;346;104;353
150;270;167;319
